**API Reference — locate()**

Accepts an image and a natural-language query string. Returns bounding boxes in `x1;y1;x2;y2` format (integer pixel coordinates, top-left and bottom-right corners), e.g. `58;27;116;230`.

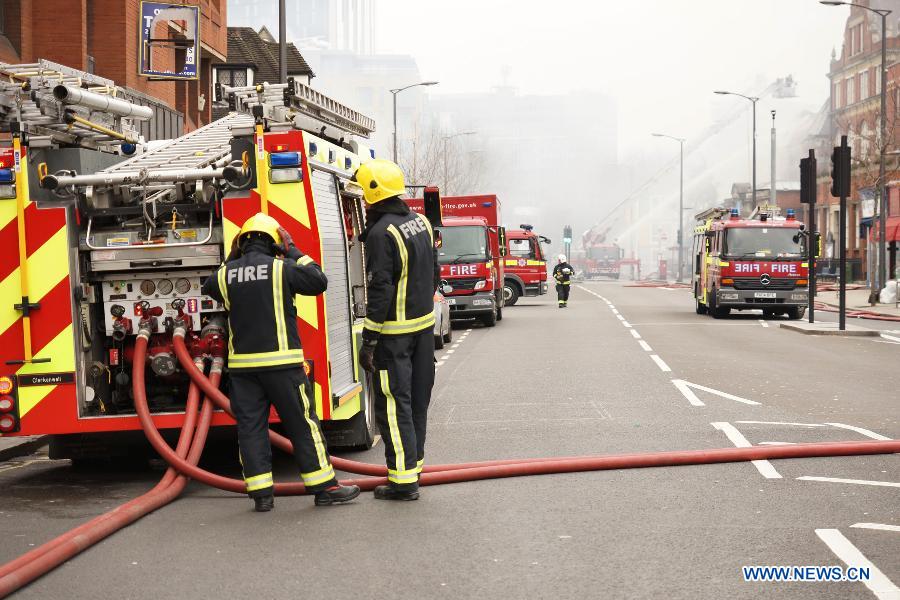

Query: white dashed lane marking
711;421;782;479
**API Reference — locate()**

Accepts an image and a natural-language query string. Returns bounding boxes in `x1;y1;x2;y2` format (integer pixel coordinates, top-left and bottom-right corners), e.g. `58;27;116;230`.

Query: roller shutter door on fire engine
311;169;355;395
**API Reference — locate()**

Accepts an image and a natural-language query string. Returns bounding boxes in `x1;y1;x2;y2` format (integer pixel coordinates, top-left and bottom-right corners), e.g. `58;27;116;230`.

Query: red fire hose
0;364;217;598
2;334;899;598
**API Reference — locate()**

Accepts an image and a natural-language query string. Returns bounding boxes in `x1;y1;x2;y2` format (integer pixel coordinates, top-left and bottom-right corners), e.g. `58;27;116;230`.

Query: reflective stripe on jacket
202;245;327;371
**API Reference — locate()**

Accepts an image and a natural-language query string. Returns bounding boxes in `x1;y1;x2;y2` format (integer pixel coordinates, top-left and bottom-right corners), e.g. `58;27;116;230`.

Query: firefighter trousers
229;367;337;497
373;329;435;490
556;282;570;305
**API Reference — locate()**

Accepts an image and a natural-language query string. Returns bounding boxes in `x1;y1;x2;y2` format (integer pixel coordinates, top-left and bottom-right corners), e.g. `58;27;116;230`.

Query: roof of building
225;27;314;83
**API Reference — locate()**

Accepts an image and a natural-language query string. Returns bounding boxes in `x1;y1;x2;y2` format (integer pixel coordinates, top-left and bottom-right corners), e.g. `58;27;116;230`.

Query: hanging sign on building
139;2;200;80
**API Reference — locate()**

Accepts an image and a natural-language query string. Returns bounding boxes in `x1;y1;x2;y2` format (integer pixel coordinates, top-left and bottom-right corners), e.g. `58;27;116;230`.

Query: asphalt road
1;282;898;599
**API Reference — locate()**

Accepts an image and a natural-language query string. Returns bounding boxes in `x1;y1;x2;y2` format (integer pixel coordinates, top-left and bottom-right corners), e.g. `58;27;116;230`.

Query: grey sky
375;1;849;154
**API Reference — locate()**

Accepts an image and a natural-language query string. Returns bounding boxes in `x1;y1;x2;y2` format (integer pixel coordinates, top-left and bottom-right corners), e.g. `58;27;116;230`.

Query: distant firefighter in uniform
202;213;360;512
553;254;574;308
355;159;440;502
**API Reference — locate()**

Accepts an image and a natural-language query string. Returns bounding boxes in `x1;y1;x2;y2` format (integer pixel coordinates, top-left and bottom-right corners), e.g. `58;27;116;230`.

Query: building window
847;76;855;105
217;68;248;87
833;82;841;109
860;70;869;100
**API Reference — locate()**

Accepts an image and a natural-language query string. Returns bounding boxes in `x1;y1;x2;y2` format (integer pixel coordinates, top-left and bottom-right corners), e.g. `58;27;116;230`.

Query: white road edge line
672;379;704;406
630;330;641;339
758;319;769;328
825;422;892;441
711;422;782;479
649;354;671;372
815;528;900;600
797;476;900;488
851;523;900;533
880;333;900;343
616;314;625;321
676;381;760;406
622;321;632;328
736;421;826;427
638;340;653;352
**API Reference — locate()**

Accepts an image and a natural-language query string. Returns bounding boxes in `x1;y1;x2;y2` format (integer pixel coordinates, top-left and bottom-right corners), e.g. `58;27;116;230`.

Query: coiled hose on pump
1;333;899;598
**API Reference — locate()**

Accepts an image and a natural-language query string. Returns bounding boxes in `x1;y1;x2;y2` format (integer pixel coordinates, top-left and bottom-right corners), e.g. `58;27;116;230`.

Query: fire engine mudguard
3;335;900;597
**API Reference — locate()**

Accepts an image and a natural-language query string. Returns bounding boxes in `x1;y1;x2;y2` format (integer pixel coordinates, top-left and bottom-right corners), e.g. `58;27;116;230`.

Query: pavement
0;435;48;462
816;286;900;318
0;283;897;599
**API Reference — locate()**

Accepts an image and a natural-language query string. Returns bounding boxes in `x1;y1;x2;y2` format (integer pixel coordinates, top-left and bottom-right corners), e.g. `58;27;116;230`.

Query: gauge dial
156;279;174;295
139;279;156;295
175;278;192;294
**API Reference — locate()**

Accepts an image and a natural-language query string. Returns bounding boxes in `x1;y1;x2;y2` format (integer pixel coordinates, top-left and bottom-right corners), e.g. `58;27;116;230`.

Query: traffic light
800;150;816;204
563;225;572;244
830;136;851;198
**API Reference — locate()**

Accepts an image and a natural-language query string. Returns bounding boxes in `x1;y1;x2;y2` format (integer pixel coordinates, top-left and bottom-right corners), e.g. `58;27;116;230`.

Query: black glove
359;339;377;373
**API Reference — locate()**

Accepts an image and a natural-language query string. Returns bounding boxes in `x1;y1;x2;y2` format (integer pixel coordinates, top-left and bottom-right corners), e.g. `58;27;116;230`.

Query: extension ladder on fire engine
0;59;147;149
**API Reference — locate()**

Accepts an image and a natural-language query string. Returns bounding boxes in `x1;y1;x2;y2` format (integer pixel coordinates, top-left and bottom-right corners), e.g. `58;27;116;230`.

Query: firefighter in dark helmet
202;213;360;512
355;159;439;501
553;254;574;308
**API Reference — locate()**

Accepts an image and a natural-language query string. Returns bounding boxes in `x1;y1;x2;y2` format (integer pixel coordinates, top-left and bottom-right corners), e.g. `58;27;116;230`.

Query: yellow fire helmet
354;159;406;205
238;212;282;245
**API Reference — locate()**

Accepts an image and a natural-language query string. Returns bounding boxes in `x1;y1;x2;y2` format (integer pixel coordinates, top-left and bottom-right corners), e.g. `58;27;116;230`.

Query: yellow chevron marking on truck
0;227;68;336
16;324;75;416
268;180;310;228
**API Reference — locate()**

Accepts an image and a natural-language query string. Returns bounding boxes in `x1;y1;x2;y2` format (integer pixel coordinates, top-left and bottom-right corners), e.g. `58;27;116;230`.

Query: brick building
0;0;227;132
814;0;900;280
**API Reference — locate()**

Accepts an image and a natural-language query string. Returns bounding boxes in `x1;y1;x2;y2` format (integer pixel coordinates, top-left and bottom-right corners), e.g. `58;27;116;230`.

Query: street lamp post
652;133;686;282
442;131;477;194
821;1;891;298
390;81;439;163
714;90;760;206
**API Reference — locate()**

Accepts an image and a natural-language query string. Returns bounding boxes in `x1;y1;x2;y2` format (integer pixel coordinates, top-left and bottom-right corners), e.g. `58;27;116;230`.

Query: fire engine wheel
481;307;498;327
786;307;805;320
708;292;730;319
695;297;708;315
503;282;520;306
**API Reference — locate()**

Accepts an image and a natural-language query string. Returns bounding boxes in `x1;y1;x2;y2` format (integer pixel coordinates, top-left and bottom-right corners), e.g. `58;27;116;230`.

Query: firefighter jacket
360;198;439;342
553;262;574;285
201;240;327;371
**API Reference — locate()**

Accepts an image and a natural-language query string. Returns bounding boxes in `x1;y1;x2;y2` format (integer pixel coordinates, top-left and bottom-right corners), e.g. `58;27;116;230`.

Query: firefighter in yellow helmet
202;213;360;511
355;159;440;501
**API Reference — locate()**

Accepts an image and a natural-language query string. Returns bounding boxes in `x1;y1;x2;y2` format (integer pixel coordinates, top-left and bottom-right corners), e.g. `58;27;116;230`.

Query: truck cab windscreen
725;227;803;259
589;247;619;261
437;226;488;265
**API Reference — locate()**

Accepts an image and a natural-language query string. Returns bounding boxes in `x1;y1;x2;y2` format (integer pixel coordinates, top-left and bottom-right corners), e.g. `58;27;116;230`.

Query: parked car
434;291;452;349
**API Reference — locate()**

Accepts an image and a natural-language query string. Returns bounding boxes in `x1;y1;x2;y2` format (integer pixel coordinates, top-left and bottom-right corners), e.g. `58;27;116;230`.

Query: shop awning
871;216;900;242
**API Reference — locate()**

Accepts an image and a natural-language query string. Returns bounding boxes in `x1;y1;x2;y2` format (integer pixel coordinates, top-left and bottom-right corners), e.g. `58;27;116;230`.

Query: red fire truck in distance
579;225;624;279
406;193;506;327
692;207;809;319
503;225;549;306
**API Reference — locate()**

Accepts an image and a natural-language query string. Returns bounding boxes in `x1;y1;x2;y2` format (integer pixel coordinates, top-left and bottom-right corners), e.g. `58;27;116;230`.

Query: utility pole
800;149;817;323
770;110;777;207
278;0;287;84
832;136;851;331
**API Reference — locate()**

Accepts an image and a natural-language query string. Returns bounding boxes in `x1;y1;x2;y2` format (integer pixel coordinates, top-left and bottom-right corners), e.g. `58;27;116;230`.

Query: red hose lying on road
2;335;899;597
0;367;216;598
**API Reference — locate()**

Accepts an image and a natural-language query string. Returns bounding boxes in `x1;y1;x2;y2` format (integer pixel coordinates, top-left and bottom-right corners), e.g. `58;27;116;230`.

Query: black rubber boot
314;484;361;506
373;485;419;501
253;494;275;512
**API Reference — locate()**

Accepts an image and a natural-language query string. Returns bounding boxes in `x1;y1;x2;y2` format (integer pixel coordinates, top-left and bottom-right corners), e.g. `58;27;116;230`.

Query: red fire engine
502;225;549;305
406;191;506;327
692;207;809;319
0;66;379;456
579;226;625;279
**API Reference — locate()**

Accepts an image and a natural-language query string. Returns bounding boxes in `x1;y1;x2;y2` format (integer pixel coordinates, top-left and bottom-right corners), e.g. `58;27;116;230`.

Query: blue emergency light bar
730;208;739;217
0;169;15;183
269;152;301;168
482;202;493;208
786;208;796;219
